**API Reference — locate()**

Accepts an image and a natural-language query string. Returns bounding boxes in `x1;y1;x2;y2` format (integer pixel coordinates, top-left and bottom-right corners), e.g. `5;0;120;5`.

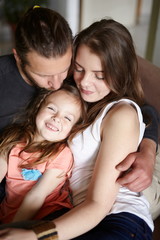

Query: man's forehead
26;50;72;75
31;66;70;76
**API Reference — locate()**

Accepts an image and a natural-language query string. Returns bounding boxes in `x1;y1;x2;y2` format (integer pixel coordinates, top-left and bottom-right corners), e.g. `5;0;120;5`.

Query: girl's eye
48;107;56;112
65;116;71;122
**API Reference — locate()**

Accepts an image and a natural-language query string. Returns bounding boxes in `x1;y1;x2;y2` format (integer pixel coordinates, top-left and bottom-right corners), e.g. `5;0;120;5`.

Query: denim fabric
0;209;152;239
71;212;152;240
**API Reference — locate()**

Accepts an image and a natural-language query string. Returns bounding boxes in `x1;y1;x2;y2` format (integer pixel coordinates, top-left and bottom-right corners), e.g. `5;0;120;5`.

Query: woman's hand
0;228;36;240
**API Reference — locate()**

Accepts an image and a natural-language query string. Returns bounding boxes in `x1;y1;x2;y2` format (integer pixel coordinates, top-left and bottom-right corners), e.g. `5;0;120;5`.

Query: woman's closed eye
74;68;84;73
74;63;84;73
95;74;105;80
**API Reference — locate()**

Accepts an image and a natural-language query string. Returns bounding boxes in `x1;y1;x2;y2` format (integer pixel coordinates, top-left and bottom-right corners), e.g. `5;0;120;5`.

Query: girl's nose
51;115;60;123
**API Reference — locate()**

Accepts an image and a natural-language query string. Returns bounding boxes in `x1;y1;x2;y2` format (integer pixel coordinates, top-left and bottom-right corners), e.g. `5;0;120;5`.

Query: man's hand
116;138;156;192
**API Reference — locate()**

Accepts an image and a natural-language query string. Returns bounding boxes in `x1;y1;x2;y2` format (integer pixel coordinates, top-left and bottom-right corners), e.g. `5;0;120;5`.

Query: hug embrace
0;6;159;240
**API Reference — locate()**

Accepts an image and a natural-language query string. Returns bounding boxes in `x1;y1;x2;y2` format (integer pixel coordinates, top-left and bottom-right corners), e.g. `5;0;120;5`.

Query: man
0;6;72;133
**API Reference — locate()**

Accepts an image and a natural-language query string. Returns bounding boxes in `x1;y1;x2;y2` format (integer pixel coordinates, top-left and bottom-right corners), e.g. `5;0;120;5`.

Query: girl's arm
0;154;7;182
12;168;65;222
53;103;140;240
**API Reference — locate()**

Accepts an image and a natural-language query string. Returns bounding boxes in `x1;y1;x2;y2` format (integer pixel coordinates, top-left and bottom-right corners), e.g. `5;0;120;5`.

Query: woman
0;19;153;240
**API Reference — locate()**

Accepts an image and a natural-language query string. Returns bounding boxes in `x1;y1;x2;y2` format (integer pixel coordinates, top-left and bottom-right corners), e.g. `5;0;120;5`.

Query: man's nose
48;76;64;90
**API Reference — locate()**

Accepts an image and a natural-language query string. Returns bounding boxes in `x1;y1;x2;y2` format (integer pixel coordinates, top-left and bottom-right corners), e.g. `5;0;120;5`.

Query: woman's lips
80;88;93;95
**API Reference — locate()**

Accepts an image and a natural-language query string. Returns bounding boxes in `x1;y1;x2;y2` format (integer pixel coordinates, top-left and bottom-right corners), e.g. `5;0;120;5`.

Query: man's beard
20;62;41;89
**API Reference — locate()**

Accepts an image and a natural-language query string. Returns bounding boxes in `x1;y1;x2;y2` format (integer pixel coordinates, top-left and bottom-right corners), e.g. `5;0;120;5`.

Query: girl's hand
0;228;36;240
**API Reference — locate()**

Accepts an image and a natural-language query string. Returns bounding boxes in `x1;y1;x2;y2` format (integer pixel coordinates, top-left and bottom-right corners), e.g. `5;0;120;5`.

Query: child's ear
12;48;21;64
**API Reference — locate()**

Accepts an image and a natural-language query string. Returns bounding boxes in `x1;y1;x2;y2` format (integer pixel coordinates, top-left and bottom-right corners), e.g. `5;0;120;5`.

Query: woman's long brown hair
71;19;145;134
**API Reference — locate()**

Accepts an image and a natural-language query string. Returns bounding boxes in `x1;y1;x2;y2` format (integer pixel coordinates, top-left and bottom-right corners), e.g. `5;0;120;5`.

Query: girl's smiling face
34;90;81;142
74;44;111;103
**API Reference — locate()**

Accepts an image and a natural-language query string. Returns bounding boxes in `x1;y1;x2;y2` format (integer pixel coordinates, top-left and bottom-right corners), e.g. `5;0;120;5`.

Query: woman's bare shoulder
101;101;139;132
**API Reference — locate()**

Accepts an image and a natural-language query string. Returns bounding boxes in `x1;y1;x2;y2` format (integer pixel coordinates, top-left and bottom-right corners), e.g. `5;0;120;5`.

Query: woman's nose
80;73;92;87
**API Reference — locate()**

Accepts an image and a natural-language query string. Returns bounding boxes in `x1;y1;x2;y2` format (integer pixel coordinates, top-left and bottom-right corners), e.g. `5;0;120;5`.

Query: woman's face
74;44;111;102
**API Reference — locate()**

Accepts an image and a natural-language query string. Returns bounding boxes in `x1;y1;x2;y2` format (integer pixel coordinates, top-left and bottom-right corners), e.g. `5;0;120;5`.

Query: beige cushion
143;145;160;220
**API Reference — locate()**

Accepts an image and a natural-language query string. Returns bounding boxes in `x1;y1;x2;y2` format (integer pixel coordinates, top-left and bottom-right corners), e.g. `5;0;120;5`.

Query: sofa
138;56;160;240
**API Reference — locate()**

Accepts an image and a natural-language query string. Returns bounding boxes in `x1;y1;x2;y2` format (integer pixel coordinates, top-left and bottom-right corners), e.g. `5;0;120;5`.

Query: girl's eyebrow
75;61;104;73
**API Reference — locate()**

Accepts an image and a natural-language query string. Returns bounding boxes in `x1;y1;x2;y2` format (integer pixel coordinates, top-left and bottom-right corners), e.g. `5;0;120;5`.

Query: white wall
65;0;80;35
153;12;160;67
80;0;137;29
48;0;160;66
49;0;80;35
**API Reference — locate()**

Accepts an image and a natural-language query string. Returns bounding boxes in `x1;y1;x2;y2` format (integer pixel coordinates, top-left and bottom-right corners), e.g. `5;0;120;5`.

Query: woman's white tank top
69;99;153;230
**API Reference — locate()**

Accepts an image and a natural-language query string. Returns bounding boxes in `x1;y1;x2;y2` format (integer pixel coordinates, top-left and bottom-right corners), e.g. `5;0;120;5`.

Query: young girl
0;85;86;224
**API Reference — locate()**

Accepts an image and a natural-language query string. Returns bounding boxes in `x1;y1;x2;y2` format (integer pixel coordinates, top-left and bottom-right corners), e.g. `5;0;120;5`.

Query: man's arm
142;104;159;148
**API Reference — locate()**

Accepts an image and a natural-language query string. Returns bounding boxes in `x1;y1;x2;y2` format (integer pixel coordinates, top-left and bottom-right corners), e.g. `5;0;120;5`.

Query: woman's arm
12;168;65;222
116;104;158;191
0;228;36;240
53;103;140;240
